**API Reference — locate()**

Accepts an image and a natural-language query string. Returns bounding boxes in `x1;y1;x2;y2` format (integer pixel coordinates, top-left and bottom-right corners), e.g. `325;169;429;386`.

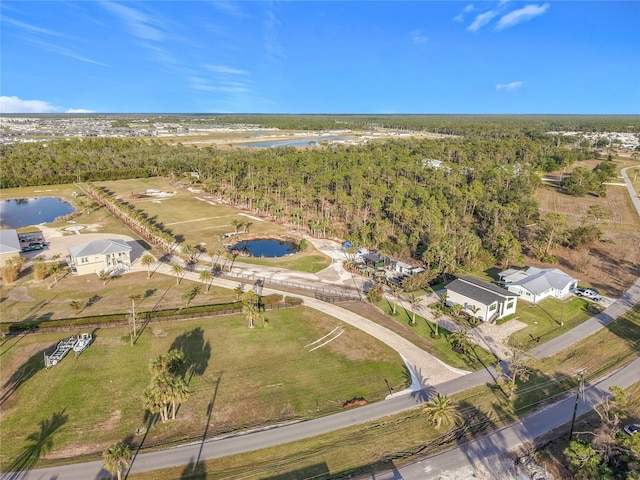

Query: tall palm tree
168;376;189;420
230;219;241;234
423;393;459;430
408;293;422;326
129;294;142;344
391;286;403;315
242;290;260;328
140;253;155;279
103;442;131;480
171;262;184;285
199;269;213;292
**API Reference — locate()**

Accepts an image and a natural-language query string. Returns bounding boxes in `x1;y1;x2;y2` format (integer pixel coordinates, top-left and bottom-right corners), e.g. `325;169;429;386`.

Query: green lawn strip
0;308;407;470
508;297;592;348
374;299;498;371
133;303;640;479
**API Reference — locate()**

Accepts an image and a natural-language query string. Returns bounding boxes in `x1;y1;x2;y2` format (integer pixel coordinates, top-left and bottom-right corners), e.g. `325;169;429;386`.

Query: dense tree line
3;117;629;271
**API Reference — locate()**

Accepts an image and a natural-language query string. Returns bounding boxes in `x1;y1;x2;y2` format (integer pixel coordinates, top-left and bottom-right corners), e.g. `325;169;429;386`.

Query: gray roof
505;267;576;295
446;276;517;306
68;239;131;258
0;229;21;254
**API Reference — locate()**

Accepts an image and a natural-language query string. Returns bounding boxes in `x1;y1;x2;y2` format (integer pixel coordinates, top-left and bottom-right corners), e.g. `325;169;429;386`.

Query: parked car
575;287;602;302
624;424;639;436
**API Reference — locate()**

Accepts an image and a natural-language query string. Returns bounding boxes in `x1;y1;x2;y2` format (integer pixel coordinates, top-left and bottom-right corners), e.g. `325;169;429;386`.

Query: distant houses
445;277;518;323
67;239;132;276
498;267;578;304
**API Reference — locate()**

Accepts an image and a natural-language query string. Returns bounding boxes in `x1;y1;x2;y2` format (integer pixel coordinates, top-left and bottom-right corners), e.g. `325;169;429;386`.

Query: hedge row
1;297;304;334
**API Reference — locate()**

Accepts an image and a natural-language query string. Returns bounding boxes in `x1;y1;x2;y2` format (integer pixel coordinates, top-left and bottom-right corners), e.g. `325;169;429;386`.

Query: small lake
0;197;75;228
230;239;298;258
240;136;354;148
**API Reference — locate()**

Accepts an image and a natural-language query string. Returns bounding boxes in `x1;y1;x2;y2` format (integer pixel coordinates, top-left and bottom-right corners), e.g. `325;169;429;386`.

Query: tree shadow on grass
5;409;68;479
1;343;51;406
170;327;211;384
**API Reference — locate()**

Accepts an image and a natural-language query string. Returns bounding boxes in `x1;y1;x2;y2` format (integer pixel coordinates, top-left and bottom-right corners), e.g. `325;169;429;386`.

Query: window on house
507;300;514;309
489;303;497;311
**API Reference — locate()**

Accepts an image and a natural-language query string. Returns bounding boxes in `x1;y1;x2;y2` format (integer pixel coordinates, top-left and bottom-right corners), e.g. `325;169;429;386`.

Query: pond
230;239;298;258
239;136;355;148
0;197;75;229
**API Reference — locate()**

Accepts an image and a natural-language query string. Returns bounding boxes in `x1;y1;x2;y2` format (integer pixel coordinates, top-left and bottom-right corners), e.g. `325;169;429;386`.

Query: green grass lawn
0;307;408;470
375;299;498;371
508;297;593;348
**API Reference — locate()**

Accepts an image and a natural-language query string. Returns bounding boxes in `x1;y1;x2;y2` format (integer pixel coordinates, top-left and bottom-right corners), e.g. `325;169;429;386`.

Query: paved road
377;356;640;479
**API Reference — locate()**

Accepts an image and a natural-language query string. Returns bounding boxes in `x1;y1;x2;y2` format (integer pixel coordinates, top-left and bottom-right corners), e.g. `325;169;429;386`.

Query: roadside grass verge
372;299;498;371
0;308;407;471
131;303;640;479
508;297;592;348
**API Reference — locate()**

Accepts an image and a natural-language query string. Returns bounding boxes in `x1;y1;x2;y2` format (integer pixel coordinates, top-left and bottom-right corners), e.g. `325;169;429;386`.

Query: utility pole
568;368;586;440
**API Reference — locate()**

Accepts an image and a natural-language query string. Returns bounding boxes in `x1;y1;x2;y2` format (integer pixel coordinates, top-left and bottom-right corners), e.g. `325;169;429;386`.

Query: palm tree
230;219;241;234
423;393;459;430
48;263;61;284
168;376;189;420
97;269;110;286
140;253;155;279
469;305;481;325
242;290;260;328
103;442;131;480
408;293;422;326
449;330;472;354
234;284;244;300
69;300;82;313
199;269;213;292
129;294;142;344
171;262;184;285
390;286;402;315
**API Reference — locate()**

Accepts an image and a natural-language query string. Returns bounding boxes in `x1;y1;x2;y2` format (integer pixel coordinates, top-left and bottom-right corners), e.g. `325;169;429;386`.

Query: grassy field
507;297;593;348
0;270;237;324
129;303;640;479
95;177;331;273
0;307;408;470
535;157;640;297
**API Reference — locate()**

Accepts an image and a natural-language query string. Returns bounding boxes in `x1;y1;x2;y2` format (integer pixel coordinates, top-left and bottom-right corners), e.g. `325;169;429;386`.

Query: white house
498;267;578;304
0;229;22;264
445;276;518;323
67;239;132;276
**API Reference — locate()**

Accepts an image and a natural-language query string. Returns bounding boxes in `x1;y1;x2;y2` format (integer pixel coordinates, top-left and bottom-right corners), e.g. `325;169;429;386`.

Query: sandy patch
7;286;34;302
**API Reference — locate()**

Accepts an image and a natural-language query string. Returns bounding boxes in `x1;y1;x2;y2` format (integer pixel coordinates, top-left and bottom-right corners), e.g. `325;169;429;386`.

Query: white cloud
496;4;550;30
496;81;523;91
205;65;249;76
410;29;428;44
467;9;500;32
66;109;94;113
454;4;475;23
0;96;59;113
101;2;164;41
3;17;71;39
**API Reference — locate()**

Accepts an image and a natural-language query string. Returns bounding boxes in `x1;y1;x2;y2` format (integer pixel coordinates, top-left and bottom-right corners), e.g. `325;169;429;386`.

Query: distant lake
240;136;354;148
0;197;75;228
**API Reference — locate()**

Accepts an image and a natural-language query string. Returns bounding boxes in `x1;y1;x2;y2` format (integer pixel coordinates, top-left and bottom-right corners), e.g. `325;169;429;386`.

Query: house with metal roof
445;276;518;323
498;267;578;304
67;239;132;276
0;229;22;264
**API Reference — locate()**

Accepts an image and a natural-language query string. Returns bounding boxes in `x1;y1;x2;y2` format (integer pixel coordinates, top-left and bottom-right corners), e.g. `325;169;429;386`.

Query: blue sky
1;1;639;114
